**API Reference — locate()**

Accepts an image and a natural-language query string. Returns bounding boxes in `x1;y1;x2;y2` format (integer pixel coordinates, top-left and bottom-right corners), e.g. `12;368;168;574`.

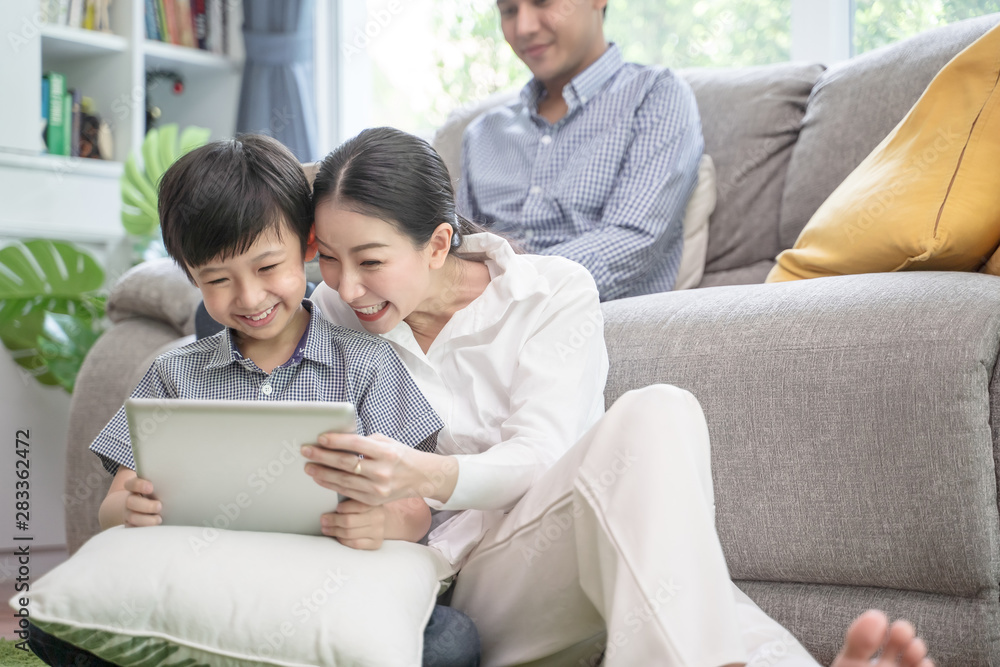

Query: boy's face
189;222;307;344
497;0;607;90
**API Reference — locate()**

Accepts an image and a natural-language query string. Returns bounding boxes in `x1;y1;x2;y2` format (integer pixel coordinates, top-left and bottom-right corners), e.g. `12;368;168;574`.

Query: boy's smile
190;222;308;366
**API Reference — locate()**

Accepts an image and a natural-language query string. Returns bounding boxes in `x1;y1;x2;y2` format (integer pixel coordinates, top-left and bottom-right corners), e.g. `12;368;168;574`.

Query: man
458;0;703;300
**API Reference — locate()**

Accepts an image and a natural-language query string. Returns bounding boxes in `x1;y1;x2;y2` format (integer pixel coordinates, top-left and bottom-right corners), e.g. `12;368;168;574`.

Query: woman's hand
301;432;459;506
321;497;432;550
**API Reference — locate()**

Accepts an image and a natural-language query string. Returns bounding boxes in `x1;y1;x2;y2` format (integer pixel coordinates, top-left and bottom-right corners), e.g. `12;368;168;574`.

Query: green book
157;0;169;43
45;72;68;156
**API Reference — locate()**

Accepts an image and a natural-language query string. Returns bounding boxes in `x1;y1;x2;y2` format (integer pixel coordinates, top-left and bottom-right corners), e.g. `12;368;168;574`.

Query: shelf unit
0;0;244;244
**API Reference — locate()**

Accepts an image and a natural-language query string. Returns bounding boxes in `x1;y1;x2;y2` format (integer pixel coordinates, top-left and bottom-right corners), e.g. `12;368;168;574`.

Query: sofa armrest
64;257;201;554
602;271;1000;596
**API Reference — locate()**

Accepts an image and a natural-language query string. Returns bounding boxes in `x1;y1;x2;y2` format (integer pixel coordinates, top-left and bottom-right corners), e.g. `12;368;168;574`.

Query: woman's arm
305;257;608;512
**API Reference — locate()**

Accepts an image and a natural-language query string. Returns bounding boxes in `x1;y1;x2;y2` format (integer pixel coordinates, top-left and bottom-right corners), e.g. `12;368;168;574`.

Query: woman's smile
353;301;389;321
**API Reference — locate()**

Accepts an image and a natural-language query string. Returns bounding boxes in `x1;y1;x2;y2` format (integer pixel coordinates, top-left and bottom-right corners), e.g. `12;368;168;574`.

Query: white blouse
310;233;609;564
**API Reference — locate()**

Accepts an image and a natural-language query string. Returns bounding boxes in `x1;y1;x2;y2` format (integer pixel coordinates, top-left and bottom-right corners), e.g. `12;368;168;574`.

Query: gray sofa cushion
697;259;775;289
677;63;824;276
779;13;1000;251
601;272;1000;599
738;581;1000;666
106;257;201;335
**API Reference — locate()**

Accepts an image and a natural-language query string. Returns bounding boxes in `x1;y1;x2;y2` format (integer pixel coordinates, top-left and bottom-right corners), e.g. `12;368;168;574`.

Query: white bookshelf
0;0;245;243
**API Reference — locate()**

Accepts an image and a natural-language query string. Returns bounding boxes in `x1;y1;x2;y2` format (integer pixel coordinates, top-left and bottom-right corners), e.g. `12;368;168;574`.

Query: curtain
237;0;318;162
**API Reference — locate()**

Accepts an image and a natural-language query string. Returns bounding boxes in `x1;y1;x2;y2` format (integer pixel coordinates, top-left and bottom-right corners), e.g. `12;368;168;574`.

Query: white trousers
450;385;819;667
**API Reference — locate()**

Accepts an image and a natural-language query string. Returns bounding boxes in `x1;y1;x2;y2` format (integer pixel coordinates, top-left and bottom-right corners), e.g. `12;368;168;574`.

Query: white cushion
11;526;451;666
673;154;716;290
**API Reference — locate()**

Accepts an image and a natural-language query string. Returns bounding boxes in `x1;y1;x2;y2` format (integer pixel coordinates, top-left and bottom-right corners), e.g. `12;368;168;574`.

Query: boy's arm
383;496;432;543
98;466;163;529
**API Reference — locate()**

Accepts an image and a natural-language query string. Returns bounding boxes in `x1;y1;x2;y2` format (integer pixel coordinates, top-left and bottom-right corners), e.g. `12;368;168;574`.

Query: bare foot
831;610;933;667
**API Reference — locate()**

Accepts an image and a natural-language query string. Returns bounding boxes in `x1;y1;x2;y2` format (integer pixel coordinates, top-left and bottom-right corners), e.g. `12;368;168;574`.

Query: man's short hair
158;134;313;280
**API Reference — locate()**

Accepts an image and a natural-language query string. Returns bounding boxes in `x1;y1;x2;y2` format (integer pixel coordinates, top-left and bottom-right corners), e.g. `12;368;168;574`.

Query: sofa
63;13;1000;665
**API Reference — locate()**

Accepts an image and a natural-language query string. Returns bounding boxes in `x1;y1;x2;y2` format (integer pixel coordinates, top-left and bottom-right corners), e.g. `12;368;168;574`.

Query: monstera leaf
0;240;106;391
121;123;211;237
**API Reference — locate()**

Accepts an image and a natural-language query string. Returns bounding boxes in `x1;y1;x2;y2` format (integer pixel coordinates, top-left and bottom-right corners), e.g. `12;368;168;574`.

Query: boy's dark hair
159;134;312;281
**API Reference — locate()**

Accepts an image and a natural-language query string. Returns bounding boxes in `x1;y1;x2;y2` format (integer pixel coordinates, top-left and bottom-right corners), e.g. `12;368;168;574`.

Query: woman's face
313;201;442;335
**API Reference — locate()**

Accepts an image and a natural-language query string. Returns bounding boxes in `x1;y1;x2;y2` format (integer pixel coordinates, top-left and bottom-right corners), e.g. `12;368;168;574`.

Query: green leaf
124;153;158;205
37;312;104;392
179;126;212;155
0;240;104;300
0;241;107;393
121;210;159;237
157;123;179;173
142;126;165;186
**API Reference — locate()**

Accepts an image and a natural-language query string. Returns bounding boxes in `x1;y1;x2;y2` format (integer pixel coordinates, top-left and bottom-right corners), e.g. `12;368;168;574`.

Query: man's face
497;0;608;89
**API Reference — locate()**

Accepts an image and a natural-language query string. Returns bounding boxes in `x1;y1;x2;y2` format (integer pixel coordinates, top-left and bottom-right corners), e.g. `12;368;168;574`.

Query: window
854;0;1000;54
342;0;996;140
606;0;791;68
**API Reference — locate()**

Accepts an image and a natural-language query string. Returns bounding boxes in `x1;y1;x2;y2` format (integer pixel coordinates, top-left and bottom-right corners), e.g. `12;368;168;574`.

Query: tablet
126;398;356;536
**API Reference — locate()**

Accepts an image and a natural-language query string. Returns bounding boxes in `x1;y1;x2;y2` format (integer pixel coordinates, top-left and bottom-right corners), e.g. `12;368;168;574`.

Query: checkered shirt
90;302;443;475
458;43;704;301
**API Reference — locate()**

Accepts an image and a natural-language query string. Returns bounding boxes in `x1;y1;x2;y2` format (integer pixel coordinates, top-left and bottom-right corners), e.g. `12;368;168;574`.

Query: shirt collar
204;300;320;371
379;232;553;354
519;43;624;116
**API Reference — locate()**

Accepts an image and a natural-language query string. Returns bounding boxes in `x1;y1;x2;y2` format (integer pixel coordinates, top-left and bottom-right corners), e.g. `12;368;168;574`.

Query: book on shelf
70;89;83;158
147;0;230;55
176;0;196;48
67;0;84;29
193;0;208;50
163;0;180;45
42;0;113;33
41;76;50;150
145;0;161;40
40;74;107;160
44;72;68;156
62;92;73;158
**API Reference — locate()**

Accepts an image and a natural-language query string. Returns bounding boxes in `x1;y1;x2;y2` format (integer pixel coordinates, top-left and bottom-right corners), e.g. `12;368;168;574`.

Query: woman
302;126;933;667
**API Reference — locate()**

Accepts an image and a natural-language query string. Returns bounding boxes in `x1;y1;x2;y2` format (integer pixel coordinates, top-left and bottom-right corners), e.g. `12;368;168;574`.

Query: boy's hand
122;475;163;527
321;499;387;550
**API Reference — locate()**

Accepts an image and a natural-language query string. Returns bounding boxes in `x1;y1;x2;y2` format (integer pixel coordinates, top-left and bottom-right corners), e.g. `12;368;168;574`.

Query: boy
25;135;480;667
90;134;442;546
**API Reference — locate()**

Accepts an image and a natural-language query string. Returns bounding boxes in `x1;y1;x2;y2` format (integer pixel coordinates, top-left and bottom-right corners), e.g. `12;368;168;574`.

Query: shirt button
260;383;273;396
540;135;552;145
529;185;542;196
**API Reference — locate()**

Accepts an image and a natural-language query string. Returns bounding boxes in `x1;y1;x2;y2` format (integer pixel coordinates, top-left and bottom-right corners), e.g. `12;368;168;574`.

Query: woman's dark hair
159;134;313;280
312;127;486;254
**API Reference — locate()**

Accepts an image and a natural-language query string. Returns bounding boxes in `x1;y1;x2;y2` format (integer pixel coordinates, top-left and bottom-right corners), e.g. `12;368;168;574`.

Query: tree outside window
365;0;998;137
855;0;1000;53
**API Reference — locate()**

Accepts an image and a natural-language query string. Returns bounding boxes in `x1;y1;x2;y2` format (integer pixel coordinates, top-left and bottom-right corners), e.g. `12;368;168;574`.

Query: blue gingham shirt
91;302;442;474
458;44;704;301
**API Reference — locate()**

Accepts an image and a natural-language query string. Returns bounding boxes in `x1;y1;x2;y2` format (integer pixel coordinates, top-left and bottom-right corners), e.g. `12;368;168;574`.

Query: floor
1;547;68;640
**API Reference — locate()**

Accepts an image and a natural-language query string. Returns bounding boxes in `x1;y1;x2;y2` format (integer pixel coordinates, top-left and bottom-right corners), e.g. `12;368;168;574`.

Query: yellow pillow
767;22;1000;283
